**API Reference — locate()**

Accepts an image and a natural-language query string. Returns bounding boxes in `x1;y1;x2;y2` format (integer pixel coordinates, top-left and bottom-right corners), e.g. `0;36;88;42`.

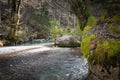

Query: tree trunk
0;1;1;23
67;12;70;27
73;15;76;28
8;0;21;43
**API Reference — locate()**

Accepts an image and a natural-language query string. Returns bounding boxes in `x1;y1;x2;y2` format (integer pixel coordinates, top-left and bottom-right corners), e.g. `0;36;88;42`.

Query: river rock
56;35;80;47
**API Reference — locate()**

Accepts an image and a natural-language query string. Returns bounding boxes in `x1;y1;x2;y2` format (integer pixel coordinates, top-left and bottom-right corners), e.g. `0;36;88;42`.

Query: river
0;43;88;80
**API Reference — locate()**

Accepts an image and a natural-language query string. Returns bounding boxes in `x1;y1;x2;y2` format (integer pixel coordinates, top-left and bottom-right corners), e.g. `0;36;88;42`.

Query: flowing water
0;43;88;80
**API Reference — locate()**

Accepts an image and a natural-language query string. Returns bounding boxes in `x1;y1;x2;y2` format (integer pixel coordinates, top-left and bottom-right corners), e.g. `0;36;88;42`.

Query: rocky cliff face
0;0;76;27
89;64;120;80
81;1;120;80
0;0;76;41
44;0;77;27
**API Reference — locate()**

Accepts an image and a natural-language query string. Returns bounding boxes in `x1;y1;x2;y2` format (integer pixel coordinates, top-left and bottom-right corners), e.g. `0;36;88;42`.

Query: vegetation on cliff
80;1;120;66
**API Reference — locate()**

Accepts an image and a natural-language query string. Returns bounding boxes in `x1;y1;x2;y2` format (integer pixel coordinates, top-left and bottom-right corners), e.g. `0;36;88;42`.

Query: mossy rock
81;27;120;65
81;17;120;65
90;38;120;64
81;23;120;65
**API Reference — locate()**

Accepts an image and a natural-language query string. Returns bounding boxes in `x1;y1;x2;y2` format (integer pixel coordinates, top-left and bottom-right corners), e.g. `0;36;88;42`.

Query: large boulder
56;35;80;47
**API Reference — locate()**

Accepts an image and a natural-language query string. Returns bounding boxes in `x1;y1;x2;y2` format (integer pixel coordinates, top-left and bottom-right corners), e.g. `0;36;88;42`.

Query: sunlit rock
56;35;80;47
0;41;3;47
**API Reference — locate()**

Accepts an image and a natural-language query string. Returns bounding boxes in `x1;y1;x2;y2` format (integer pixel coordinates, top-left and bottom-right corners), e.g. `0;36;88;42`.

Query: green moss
90;38;120;65
109;25;120;34
102;39;120;58
81;19;97;56
81;34;95;57
87;16;97;27
107;14;120;23
99;10;107;21
57;43;80;47
81;32;96;57
83;26;92;34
